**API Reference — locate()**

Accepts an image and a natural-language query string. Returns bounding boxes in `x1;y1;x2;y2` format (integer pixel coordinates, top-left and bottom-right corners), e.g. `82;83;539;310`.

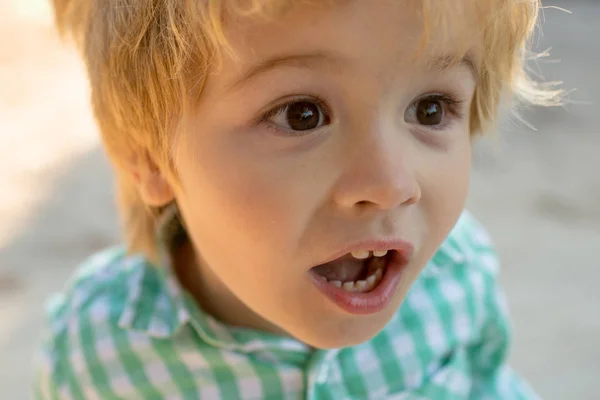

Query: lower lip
309;251;410;315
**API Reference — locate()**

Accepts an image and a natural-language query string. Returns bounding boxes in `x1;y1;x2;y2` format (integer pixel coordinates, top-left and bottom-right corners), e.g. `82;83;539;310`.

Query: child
34;0;558;398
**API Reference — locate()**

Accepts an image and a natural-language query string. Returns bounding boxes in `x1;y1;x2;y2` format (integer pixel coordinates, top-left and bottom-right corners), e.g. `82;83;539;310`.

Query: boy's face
171;0;479;347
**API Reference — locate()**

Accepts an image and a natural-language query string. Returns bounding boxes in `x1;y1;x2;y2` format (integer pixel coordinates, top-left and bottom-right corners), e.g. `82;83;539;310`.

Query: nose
332;129;421;212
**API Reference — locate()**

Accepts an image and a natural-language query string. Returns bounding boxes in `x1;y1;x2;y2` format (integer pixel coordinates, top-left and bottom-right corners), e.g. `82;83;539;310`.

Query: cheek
419;139;472;248
173;137;310;269
436;147;471;213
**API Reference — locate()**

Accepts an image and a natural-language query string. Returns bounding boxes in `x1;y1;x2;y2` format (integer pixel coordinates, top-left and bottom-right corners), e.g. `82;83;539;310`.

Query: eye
416;99;443;125
404;93;463;129
261;98;331;134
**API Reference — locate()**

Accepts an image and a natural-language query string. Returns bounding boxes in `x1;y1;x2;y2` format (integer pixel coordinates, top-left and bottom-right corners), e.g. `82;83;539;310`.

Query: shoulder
34;247;197;398
397;211;503;348
379;212;531;398
42;247;160;338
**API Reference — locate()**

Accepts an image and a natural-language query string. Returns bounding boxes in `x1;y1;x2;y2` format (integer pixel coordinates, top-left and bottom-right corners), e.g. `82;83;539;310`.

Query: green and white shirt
33;211;540;399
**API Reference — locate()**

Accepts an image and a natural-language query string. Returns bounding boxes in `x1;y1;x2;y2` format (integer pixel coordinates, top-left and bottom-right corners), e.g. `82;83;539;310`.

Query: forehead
220;0;484;70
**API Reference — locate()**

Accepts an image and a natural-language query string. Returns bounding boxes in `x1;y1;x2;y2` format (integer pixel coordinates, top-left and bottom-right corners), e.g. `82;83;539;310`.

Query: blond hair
51;0;560;262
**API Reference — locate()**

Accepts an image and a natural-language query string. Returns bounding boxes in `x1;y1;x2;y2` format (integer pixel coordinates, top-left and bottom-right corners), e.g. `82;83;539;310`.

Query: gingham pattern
33;211;540;399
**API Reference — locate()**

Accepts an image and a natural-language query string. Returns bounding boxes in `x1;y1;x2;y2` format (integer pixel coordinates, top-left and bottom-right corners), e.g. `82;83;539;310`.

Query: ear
127;151;175;207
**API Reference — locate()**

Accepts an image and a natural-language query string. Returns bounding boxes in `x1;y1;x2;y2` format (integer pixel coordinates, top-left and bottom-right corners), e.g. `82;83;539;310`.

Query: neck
171;240;288;336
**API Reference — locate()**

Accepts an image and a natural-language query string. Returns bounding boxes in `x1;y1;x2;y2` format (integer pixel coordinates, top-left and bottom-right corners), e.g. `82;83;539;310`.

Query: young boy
34;0;557;398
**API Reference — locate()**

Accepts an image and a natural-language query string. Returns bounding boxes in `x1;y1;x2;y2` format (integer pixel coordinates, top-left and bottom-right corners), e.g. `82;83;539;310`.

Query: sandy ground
1;1;598;398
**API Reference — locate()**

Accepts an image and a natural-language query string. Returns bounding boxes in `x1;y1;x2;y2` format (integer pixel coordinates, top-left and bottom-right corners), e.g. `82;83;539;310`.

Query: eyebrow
226;52;348;92
227;50;479;92
427;52;479;81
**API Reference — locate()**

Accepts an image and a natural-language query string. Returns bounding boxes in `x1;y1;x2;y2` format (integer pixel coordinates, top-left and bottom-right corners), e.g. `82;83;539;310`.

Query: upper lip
315;238;415;267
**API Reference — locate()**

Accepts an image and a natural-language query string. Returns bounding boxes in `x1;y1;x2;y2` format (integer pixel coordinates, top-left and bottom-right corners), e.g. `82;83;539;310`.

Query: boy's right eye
260;97;331;136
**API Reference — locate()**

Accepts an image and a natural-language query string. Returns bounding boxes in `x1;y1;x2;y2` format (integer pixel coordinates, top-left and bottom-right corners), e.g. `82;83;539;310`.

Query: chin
289;314;393;350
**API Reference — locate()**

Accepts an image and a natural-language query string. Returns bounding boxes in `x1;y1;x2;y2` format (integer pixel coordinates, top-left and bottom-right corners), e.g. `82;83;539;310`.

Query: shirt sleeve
33;341;65;400
32;295;76;400
465;221;541;400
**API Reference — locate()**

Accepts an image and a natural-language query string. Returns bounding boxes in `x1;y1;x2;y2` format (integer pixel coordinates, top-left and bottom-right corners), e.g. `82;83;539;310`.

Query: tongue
312;254;367;282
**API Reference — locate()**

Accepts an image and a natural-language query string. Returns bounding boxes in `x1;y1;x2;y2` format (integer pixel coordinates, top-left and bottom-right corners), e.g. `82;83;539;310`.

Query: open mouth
308;244;413;315
310;250;393;293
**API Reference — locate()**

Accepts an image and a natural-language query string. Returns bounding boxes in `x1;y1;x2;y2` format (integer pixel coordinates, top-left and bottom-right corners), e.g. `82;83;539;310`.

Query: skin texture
138;0;480;348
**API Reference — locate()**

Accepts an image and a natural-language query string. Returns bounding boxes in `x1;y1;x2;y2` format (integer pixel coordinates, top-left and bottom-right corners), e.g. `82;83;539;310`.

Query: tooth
318;275;327;281
375;268;383;280
366;275;376;286
355;280;367;291
330;280;342;288
343;281;357;292
351;250;370;260
373;250;388;257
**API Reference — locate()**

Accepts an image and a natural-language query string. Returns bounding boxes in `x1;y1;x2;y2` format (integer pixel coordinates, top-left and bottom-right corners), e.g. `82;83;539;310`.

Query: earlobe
128;151;176;207
139;171;175;207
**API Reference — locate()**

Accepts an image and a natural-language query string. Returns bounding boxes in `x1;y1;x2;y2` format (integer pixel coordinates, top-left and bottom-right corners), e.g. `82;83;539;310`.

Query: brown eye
286;101;322;131
404;93;462;130
265;99;330;133
416;99;444;126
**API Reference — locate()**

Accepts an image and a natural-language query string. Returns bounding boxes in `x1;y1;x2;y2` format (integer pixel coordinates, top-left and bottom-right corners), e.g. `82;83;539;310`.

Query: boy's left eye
404;93;464;129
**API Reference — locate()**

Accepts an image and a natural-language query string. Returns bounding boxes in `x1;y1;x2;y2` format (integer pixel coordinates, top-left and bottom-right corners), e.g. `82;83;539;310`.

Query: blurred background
0;0;598;398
